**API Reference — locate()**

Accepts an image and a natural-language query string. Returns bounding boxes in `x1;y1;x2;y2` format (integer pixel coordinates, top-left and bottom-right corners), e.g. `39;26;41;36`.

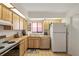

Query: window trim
31;22;43;33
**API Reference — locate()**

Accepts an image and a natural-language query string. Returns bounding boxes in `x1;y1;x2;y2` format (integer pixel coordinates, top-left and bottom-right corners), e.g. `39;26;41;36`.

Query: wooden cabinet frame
0;4;26;30
13;13;20;30
2;4;12;22
27;37;41;48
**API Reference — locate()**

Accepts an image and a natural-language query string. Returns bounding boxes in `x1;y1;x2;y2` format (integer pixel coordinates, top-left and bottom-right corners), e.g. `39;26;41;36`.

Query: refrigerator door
52;23;66;33
51;33;66;52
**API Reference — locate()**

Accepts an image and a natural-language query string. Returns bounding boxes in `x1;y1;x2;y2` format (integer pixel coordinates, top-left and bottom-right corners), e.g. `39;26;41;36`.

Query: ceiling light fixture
30;18;44;20
11;8;25;18
3;3;14;8
45;18;62;19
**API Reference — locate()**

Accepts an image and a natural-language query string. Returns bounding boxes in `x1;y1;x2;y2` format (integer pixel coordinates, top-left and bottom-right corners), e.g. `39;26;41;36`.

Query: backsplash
0;30;22;37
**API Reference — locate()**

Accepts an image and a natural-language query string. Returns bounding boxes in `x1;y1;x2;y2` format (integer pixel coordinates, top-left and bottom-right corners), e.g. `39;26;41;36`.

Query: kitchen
0;3;79;56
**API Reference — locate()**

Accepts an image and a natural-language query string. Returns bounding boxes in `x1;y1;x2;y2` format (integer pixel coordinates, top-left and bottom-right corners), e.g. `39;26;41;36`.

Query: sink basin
0;46;5;49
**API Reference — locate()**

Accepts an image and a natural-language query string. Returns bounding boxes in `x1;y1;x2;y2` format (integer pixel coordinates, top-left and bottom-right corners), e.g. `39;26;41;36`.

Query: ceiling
12;3;79;18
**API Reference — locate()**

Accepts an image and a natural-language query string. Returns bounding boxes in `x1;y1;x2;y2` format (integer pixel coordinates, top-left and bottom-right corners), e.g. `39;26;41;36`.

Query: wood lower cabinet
0;5;2;19
19;37;27;56
25;38;27;51
40;38;50;49
33;39;40;48
27;36;50;49
28;37;40;48
19;40;25;56
28;39;34;48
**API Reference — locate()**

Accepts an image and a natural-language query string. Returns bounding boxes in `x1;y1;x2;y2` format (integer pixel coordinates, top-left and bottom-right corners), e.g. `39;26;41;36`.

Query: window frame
31;22;43;33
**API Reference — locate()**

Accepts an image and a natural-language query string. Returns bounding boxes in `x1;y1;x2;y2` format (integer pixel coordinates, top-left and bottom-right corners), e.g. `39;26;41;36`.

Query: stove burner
8;41;15;44
0;46;5;49
2;40;15;44
2;41;9;43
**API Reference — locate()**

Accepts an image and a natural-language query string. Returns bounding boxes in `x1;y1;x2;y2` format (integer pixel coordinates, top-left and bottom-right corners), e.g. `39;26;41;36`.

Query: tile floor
24;49;69;56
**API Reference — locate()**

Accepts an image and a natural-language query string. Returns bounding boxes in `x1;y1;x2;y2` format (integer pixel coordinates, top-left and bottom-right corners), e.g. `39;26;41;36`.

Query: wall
28;11;66;18
69;15;79;55
27;20;44;36
65;16;72;55
66;9;79;55
0;30;22;37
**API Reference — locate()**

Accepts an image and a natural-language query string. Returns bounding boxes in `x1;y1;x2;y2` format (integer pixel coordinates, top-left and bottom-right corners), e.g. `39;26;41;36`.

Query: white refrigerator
50;23;66;52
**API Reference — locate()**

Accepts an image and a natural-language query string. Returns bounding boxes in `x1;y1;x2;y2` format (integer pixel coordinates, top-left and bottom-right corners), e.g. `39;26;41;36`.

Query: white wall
28;11;66;18
69;15;79;55
65;16;72;55
66;9;79;55
0;30;22;37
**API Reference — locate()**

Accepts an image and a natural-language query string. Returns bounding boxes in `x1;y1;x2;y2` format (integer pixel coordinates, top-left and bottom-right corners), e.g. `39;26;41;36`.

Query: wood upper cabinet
2;6;12;22
19;17;23;30
23;20;27;30
13;13;20;30
43;21;49;31
8;9;12;22
43;20;62;31
0;5;2;19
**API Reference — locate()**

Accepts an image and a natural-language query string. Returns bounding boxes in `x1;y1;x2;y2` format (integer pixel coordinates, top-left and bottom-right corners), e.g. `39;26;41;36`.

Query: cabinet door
43;21;49;31
7;10;12;22
13;13;20;30
20;17;23;30
40;38;50;49
19;40;25;56
33;39;40;48
23;20;27;30
25;38;27;51
28;38;34;48
0;5;2;19
2;6;7;20
2;6;12;22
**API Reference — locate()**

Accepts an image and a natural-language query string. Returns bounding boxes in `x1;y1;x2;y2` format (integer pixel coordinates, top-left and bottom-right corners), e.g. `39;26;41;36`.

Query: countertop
0;35;49;55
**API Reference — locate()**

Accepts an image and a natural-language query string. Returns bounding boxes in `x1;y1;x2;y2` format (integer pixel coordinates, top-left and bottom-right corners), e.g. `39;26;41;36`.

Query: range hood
0;20;13;26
